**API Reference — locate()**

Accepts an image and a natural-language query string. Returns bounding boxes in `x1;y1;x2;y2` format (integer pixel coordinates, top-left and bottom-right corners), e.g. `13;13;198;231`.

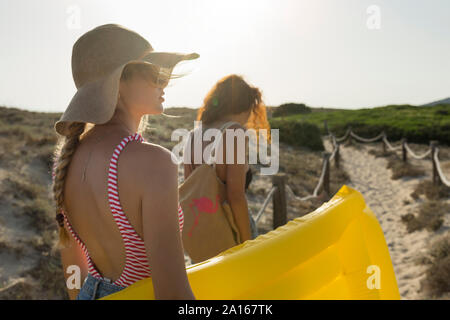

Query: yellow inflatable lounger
101;185;400;300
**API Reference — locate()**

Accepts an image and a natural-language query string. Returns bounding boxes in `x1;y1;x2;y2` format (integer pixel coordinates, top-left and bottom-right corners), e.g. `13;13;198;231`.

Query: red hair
197;74;271;143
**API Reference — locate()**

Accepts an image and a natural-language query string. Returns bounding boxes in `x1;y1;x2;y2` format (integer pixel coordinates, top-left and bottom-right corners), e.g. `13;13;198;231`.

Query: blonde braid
52;122;86;250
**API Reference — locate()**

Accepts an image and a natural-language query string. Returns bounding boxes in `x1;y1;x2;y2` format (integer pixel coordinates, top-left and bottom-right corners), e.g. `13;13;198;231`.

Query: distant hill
422;97;450;106
271;104;450;145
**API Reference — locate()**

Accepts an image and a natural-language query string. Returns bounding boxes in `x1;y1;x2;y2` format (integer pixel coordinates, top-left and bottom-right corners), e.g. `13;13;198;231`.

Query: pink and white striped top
52;132;184;288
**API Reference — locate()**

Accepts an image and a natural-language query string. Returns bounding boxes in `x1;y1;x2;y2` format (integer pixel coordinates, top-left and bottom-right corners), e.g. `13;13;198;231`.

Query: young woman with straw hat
51;24;199;300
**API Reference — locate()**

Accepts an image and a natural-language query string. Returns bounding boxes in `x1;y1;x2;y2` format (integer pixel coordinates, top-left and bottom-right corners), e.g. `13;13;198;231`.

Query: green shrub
269;119;324;151
281;104;450;145
272;103;311;117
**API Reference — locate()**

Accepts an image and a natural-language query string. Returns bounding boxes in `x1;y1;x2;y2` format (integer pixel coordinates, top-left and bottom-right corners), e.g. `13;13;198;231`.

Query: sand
323;140;450;300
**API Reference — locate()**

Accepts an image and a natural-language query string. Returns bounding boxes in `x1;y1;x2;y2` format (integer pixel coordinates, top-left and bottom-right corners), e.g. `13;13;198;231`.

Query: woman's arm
183;131;193;180
59;224;89;300
223;127;252;243
184;163;192;181
139;144;196;300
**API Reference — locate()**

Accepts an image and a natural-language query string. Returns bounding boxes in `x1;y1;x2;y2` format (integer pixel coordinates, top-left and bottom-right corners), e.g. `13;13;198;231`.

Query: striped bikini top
52;132;184;287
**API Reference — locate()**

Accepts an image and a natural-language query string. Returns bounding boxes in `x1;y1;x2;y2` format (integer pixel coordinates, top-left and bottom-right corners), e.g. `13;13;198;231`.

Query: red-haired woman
184;74;270;242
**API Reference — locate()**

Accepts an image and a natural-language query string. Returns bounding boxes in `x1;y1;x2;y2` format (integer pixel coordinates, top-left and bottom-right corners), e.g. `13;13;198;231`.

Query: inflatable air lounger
101;185;400;300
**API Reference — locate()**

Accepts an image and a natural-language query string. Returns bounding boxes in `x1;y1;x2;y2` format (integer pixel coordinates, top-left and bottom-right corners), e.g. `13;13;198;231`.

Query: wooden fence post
323;152;331;197
382;131;387;153
430;141;440;185
272;174;287;229
347;126;352;145
402;138;407;162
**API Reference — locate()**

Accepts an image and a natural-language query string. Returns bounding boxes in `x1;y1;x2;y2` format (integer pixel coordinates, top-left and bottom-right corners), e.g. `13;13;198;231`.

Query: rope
329;139;338;162
284;184;304;202
254;186;277;224
434;148;450;187
254;144;335;223
332;128;432;160
254;155;329;223
330;134;338;149
332;128;434;158
312;158;328;197
350;131;384;143
255;129;341;223
297;194;318;202
335;128;351;143
382;136;402;151
404;143;431;160
332;135;338;148
329;149;336;162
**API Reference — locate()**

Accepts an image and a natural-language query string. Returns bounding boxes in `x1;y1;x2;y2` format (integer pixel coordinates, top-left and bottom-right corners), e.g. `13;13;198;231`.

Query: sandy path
324;140;449;300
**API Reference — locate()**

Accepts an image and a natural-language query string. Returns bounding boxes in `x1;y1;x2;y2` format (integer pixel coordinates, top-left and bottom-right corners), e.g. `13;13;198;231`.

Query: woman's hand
59;227;89;300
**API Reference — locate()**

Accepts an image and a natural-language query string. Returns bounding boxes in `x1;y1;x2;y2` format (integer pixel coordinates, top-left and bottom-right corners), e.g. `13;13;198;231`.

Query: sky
0;0;449;112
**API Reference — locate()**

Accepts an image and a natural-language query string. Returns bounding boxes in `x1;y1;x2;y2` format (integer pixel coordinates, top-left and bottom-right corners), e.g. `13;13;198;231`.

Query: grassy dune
274;104;450;145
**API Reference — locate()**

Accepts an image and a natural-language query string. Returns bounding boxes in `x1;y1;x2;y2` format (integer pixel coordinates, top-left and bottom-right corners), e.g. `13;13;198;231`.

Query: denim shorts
76;273;126;300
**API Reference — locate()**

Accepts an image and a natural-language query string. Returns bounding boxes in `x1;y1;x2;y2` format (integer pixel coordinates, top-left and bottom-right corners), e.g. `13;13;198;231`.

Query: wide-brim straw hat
54;23;199;136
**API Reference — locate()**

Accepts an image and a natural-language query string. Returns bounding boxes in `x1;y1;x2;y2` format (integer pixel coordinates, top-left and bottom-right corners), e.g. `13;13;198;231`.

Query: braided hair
51;122;86;250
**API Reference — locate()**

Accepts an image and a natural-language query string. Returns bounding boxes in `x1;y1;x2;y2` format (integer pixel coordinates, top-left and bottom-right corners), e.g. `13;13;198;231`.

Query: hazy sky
0;0;449;112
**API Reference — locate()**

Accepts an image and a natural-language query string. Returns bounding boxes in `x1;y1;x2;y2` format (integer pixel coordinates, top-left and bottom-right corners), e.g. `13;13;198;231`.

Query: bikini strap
212;121;243;168
107;133;144;230
185;121;242;169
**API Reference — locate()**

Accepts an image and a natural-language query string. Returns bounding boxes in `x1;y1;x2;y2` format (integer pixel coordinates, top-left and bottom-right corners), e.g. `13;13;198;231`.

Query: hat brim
142;52;200;68
54;52;199;136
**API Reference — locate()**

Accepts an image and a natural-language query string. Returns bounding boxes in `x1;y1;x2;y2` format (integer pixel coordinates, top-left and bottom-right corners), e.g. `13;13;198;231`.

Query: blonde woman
51;24;199;300
184;74;271;243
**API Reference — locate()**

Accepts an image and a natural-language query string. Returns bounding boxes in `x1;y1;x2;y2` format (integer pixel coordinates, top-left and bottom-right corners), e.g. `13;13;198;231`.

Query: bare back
63;130;146;282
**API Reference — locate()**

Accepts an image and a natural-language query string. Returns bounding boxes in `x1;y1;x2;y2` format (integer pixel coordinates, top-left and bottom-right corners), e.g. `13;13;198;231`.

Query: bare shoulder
137;141;175;160
133;141;178;188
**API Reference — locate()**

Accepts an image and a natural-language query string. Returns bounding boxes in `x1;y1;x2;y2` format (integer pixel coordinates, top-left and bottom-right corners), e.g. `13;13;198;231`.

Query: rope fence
404;143;432;160
383;135;402;152
350;130;385;143
254;132;340;228
434;146;450;187
253;124;449;230
327;124;450;188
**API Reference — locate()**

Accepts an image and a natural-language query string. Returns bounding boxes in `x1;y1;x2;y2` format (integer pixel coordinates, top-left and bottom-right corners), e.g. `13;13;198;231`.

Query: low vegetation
271;103;311;117
401;200;448;233
417;234;450;299
271;103;450;145
268;119;324;151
